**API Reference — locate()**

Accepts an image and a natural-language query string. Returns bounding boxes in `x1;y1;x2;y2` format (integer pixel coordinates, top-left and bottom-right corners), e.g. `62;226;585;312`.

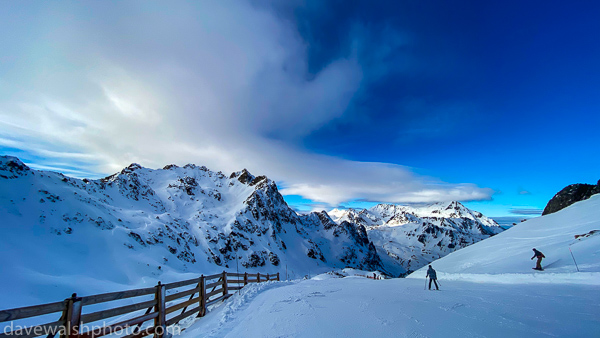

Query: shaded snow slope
0;156;381;308
408;194;600;283
180;277;600;338
331;201;503;273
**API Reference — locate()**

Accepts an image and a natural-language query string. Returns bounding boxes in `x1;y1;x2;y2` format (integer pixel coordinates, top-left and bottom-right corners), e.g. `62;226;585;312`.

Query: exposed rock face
542;181;600;215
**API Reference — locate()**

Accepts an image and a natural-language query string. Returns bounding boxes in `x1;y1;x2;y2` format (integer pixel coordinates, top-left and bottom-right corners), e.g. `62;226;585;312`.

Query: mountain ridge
329;201;504;273
0;155;381;306
0;155;502;306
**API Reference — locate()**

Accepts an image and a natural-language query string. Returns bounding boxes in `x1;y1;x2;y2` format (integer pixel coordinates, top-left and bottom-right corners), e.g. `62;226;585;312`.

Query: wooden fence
0;271;279;338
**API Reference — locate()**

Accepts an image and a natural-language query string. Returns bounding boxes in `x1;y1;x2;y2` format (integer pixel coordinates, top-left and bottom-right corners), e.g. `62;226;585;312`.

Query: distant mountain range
0;155;502;306
329;202;503;272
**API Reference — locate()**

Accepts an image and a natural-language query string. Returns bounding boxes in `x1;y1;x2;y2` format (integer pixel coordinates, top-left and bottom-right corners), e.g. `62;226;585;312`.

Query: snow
180;277;599;337
310;268;386;280
2;154;598;336
0;156;381;310
408;194;600;282
330;201;504;274
177;194;600;337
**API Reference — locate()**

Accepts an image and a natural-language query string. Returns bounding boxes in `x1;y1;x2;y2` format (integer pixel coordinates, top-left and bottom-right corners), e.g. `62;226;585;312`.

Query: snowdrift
408;194;600;284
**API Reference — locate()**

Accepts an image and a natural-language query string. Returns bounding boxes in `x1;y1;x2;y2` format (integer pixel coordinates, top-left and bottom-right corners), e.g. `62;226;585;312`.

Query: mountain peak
121;163;143;174
230;168;255;184
443;200;465;210
0;155;30;178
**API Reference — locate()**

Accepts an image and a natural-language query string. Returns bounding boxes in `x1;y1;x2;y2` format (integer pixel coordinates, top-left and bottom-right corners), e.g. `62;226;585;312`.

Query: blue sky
1;1;599;220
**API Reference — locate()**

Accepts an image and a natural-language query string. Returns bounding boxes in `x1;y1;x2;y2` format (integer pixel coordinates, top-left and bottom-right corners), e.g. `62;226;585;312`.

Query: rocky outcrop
542;180;600;215
0;156;31;179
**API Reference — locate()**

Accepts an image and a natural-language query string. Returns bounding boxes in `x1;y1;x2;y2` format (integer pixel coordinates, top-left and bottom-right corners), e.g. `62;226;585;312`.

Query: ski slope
408;194;600;284
177;194;600;337
179;277;599;337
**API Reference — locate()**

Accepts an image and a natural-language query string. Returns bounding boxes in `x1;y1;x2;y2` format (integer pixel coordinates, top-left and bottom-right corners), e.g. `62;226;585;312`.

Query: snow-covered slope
0;156;382;307
180;195;600;337
180;277;600;337
408;194;600;284
331;202;503;273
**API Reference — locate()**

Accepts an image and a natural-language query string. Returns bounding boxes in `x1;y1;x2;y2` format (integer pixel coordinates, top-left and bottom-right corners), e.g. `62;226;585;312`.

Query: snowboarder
426;265;439;290
531;248;545;270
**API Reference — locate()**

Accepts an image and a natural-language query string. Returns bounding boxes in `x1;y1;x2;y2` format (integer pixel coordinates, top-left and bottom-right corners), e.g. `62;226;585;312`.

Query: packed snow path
179;277;599;337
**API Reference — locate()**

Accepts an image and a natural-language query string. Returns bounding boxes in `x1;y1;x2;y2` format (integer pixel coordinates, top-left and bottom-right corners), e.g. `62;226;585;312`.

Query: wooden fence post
198;275;206;317
244;272;248;286
257;272;260;283
222;271;228;297
154;282;166;338
276;272;280;281
59;300;68;338
64;293;82;338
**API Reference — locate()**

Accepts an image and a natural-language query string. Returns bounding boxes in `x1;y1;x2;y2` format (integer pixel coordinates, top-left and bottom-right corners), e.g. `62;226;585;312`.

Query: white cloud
0;1;493;206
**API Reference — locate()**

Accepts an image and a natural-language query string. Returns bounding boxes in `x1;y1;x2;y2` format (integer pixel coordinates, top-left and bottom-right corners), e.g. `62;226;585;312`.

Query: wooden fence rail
0;271;279;338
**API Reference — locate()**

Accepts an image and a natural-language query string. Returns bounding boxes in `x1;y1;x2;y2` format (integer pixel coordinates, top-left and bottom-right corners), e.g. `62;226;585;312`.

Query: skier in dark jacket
426;265;439;290
531;248;545;270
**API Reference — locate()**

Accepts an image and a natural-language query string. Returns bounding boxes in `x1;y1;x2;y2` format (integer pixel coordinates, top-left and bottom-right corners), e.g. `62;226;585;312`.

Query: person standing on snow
531;248;545;270
426;265;439;290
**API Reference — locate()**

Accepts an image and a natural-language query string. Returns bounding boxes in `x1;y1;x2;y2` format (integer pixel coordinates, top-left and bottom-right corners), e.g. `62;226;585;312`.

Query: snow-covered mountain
0;156;381;307
330;202;504;273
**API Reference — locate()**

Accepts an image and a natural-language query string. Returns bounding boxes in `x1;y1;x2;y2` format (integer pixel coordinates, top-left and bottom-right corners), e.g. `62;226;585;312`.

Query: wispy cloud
518;188;532;195
0;1;494;206
509;208;543;215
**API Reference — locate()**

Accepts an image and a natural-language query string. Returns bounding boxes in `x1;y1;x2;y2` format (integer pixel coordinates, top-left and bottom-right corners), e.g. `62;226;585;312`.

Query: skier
531;248;545;270
426;265;439;290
